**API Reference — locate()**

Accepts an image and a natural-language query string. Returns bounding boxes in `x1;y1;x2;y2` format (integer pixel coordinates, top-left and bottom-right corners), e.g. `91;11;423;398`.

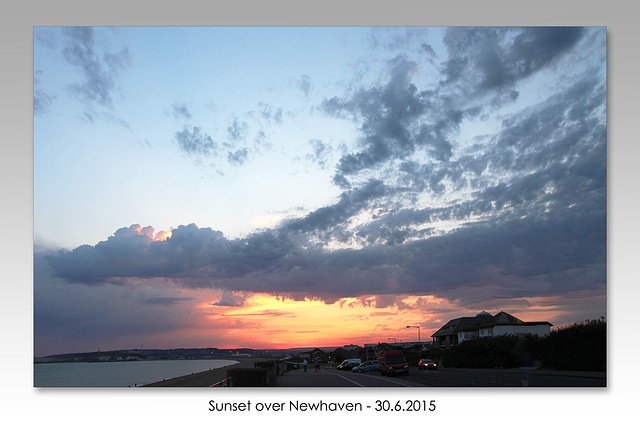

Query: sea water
34;359;238;387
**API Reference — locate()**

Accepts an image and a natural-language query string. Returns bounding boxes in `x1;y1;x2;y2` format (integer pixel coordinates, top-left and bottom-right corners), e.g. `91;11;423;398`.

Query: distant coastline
34;347;286;386
34;347;277;364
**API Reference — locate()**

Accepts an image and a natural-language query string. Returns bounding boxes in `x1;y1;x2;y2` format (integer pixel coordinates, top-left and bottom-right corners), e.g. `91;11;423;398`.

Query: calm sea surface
34;359;238;387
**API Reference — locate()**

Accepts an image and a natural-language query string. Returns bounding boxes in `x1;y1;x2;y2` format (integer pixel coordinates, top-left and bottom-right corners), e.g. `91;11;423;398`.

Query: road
275;366;606;387
275;366;416;387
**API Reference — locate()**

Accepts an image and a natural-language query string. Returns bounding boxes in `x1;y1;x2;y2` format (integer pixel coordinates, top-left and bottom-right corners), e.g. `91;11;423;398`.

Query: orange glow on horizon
160;290;600;351
197;292;446;349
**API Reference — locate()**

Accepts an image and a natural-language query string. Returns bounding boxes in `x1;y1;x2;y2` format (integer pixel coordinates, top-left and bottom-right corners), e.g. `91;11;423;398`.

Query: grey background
2;0;634;424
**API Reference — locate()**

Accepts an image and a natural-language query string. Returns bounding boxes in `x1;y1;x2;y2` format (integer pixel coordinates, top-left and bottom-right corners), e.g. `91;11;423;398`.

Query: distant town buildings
342;344;360;351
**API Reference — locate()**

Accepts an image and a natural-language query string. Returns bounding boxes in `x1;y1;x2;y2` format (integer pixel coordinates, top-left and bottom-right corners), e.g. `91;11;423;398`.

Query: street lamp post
406;325;421;360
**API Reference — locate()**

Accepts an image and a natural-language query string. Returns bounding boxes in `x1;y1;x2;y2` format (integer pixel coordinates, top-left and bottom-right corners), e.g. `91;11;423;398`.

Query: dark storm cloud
46;113;605;304
60;27;131;108
323;55;460;188
325;27;588;189
441;27;584;92
508;27;586;80
387;71;606;213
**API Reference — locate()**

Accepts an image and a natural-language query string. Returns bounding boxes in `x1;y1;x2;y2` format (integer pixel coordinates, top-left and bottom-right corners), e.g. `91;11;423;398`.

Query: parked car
418;359;437;370
352;360;379;373
336;358;362;371
378;350;409;376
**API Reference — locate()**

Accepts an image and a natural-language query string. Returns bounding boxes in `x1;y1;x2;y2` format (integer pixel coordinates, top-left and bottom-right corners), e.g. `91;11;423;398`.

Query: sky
33;26;607;357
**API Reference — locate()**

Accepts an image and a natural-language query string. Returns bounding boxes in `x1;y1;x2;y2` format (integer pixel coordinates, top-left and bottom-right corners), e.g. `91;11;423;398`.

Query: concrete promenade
143;358;274;387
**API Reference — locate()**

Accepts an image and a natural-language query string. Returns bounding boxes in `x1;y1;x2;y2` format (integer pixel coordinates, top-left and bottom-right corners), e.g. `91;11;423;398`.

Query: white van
336;358;362;371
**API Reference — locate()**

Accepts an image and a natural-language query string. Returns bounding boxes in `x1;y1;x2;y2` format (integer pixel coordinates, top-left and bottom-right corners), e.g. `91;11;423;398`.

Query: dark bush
442;335;520;368
526;318;606;371
438;319;606;371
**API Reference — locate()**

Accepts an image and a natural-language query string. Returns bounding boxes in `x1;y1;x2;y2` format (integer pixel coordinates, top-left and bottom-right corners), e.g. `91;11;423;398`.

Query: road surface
275;366;605;387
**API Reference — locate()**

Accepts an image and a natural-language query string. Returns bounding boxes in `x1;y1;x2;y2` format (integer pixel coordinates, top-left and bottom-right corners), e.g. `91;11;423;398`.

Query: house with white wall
432;311;552;347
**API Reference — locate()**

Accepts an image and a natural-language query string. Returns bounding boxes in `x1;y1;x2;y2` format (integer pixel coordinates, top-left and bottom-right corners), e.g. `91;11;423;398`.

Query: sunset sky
33;26;607;357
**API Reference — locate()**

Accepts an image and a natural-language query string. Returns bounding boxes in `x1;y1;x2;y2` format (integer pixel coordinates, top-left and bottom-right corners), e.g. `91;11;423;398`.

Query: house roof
478;311;523;327
480;311;552;328
431;312;492;337
431;311;552;337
